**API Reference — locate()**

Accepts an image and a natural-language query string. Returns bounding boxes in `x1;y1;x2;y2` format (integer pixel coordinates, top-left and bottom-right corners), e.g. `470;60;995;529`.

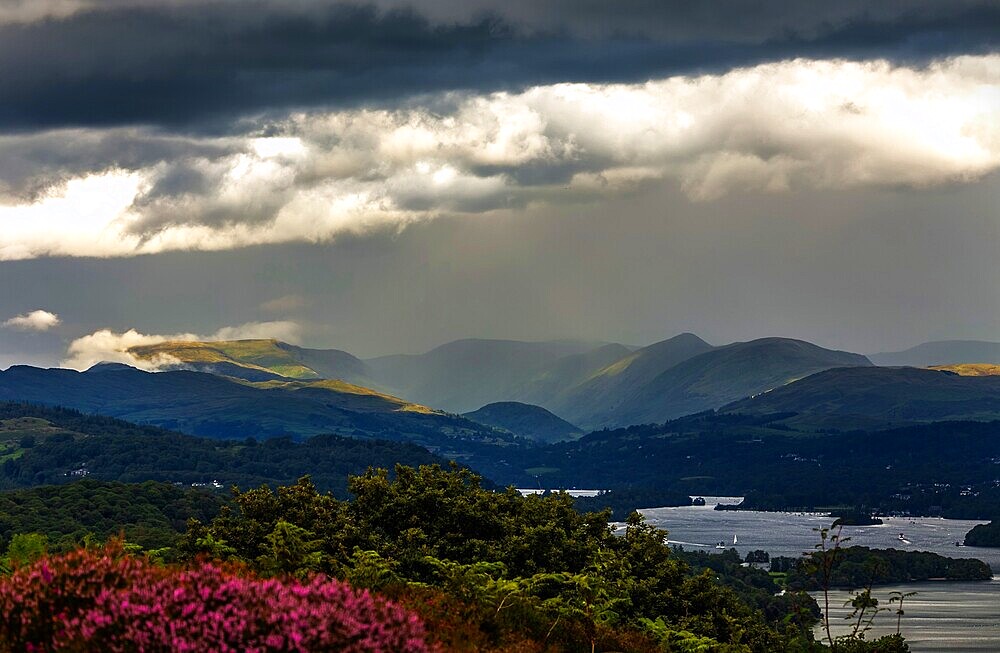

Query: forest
0;480;222;551
0;401;446;494
777;546;992;590
964;520;1000;547
0;465;913;652
494;414;1000;519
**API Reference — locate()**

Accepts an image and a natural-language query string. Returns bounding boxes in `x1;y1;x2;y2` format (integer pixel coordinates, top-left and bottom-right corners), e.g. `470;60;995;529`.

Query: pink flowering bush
0;543;434;653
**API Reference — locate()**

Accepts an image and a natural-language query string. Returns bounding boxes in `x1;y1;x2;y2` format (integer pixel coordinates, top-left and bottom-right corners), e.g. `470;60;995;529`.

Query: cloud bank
61;321;303;370
1;56;998;260
0;1;996;129
2;310;61;331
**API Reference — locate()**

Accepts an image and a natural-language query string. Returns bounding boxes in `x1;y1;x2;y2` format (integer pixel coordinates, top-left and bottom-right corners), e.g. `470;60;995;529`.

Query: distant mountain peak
463;401;581;444
670;332;711;344
85;361;141;373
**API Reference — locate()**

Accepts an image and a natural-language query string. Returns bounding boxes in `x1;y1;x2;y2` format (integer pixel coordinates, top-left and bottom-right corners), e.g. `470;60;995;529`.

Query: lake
639;502;1000;652
640;501;1000;571
814;580;1000;652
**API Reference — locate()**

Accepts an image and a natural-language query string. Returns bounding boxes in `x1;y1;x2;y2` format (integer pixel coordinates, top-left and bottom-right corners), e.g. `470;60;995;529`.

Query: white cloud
62;328;192;370
1;55;998;260
60;321;303;370
2;309;61;331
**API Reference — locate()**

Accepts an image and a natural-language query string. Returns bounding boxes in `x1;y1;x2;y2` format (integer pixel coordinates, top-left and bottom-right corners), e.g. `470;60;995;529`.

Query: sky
0;0;999;368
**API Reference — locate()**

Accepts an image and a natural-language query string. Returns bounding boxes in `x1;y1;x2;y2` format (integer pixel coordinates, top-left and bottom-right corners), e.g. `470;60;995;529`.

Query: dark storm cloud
0;130;238;200
0;0;997;130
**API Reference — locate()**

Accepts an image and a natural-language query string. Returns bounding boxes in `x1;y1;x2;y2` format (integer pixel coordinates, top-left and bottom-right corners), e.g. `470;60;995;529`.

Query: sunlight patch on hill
930;363;1000;376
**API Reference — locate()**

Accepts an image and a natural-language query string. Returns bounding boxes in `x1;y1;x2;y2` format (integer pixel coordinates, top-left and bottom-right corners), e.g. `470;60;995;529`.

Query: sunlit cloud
1;56;997;260
61;321;303;370
2;309;61;331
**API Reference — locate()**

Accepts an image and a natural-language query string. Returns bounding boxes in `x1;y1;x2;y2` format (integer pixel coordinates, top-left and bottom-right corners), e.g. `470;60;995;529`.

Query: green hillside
547;333;715;427
723;365;1000;428
0;401;451;495
129;339;373;385
0;366;509;454
462;401;582;443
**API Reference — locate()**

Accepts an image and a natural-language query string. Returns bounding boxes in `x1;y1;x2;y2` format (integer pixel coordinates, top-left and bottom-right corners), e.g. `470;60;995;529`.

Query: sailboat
733;534;738;545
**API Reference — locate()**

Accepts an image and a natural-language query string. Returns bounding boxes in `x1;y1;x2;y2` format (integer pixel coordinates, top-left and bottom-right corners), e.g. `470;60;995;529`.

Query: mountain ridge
129;339;373;385
0;365;509;452
550;337;872;428
123;334;877;430
724;365;1000;429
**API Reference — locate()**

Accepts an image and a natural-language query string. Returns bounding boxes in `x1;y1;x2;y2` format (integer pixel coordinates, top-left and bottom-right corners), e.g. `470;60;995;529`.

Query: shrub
0;543;433;653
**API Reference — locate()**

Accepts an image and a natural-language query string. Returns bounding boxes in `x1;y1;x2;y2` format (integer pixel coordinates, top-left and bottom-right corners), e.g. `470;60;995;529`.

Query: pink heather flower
0;545;435;653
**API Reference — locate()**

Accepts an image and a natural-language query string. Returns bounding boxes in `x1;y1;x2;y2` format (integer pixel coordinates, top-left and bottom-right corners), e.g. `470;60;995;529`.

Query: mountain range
5;332;996;450
4;331;1000;520
362;334;872;428
124;334;876;429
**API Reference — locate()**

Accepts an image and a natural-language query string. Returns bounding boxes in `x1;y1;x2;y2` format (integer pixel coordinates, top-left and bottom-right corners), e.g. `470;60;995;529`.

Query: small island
831;509;884;527
964;520;1000;547
778;546;993;590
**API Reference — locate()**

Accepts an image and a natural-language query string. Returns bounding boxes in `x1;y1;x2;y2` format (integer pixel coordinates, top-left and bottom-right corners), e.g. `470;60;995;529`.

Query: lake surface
813;581;1000;652
639;503;1000;651
516;488;603;497
640;501;1000;571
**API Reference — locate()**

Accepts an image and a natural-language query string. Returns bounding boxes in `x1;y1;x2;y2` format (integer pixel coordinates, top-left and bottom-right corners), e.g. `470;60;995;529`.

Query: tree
888;590;917;635
2;533;47;571
803;525;849;651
